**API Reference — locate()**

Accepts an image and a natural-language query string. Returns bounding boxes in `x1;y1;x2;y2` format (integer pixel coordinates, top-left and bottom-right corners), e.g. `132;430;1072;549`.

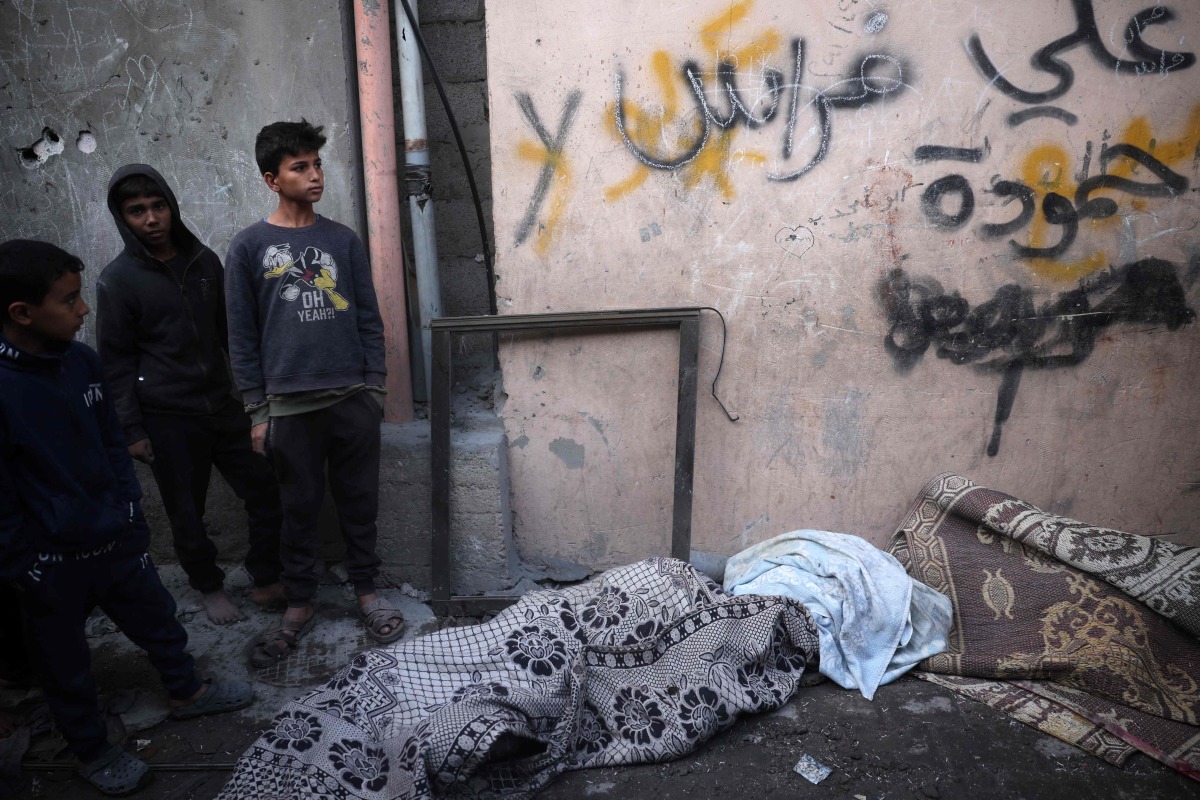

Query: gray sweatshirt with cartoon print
224;216;387;404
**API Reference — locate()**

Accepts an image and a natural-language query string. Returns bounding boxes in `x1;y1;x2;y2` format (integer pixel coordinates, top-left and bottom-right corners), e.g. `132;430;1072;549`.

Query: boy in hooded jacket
97;164;284;624
0;239;254;796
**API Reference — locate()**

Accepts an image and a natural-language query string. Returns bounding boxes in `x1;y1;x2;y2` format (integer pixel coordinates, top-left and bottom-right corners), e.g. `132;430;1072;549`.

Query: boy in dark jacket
0;239;254;796
98;164;285;624
225;120;404;666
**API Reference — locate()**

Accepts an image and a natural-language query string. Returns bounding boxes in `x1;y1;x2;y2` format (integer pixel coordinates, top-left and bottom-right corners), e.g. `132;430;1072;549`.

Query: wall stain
585;415;610;447
822;390;871;479
549;437;586;469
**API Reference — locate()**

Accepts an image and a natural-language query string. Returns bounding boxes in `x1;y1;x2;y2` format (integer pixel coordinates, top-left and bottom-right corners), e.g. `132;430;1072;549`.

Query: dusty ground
4;566;1195;800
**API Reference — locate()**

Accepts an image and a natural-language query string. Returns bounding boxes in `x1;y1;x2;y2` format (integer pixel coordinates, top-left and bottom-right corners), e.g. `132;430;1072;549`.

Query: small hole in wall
19;126;65;168
77;130;97;153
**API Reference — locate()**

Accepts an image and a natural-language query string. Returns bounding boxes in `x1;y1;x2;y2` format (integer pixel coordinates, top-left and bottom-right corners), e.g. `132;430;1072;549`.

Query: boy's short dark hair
255;120;327;176
110;174;165;208
0;240;84;324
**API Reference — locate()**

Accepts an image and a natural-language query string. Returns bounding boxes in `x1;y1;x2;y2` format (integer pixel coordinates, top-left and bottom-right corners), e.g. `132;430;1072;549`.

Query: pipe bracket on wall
404;164;433;201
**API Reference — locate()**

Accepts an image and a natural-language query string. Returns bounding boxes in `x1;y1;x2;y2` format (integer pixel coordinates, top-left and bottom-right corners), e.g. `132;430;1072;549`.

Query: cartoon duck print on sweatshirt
262;243;349;321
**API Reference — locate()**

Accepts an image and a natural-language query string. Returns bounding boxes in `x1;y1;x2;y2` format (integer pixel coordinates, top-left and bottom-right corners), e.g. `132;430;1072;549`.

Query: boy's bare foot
251;582;287;610
201;588;247;624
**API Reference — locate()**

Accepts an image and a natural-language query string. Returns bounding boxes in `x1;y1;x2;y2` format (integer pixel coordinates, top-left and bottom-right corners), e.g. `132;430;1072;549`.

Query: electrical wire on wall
700;306;740;422
396;0;497;317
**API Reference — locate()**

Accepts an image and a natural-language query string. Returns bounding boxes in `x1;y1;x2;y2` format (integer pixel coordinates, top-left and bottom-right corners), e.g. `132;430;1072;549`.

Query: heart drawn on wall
775;225;815;259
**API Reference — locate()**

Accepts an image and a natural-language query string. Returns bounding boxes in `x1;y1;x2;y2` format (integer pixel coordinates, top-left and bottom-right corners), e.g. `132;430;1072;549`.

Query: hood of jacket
106;163;200;264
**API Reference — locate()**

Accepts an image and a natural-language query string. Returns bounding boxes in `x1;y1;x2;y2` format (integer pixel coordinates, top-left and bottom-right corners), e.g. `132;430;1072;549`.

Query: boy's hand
128;439;155;464
251;421;269;455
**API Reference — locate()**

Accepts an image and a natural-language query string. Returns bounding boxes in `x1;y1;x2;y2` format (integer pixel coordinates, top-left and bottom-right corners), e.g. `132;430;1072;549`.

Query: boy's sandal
78;744;151;797
248;613;317;669
168;677;255;721
358;598;406;644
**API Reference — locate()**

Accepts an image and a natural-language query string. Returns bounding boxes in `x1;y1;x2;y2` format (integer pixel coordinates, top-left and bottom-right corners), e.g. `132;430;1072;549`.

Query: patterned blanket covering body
218;558;820;799
889;473;1200;780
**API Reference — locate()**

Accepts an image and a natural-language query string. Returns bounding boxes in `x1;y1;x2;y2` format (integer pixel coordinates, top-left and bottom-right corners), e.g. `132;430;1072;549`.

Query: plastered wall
485;0;1200;567
0;0;364;338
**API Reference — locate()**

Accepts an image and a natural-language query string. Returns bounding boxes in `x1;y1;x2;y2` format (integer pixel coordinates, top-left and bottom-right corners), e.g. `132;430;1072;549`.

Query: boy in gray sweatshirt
224;120;405;667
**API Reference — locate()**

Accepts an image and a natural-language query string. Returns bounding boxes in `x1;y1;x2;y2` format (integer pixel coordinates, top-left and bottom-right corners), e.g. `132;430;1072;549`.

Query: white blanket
723;530;951;699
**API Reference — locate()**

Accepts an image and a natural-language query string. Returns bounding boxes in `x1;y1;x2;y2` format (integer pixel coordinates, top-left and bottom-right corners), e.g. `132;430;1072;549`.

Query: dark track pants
0;583;30;683
142;401;283;593
268;390;382;605
18;550;201;761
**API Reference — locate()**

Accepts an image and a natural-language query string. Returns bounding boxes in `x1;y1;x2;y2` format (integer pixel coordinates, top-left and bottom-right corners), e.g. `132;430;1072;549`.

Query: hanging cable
699;306;740;422
396;0;497;317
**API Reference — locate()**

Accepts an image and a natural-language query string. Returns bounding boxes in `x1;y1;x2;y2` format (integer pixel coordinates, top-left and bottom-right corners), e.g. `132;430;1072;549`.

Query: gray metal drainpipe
394;0;444;399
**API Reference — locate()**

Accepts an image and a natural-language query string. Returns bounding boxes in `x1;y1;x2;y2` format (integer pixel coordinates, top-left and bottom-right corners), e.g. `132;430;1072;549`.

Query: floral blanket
217;558;820;799
889;473;1200;781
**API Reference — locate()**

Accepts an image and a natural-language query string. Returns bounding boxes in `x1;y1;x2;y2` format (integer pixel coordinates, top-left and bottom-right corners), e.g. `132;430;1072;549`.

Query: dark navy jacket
97;164;235;445
0;336;146;583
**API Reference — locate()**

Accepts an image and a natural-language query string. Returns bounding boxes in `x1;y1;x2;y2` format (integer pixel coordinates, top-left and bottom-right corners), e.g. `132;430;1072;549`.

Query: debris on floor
793;753;833;784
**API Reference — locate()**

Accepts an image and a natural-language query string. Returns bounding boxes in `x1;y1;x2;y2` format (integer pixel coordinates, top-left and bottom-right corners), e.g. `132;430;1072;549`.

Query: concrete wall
0;0;365;328
485;0;1200;568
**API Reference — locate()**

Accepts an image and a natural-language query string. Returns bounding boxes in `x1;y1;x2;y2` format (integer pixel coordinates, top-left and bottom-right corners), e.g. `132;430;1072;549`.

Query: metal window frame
429;307;701;616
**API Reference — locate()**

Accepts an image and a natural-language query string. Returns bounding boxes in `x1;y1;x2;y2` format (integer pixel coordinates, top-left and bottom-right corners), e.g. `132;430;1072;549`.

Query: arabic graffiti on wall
504;0;1198;456
878;259;1197;456
882;0;1198;455
915;115;1197;271
606;1;906;200
967;0;1194;114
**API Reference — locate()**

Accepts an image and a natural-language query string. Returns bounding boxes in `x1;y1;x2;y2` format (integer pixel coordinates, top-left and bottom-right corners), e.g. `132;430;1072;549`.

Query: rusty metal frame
429;308;701;616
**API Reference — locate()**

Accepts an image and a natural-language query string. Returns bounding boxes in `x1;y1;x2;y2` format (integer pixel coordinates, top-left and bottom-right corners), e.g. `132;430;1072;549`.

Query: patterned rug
217;558;820;799
889;473;1200;781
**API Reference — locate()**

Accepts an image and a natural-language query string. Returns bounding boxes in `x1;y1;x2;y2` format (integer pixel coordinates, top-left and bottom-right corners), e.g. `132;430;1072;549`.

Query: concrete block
411;81;489;143
137;414;514;597
434;198;495;256
431;142;492;201
440;255;492;317
393;81;487;154
419;20;488;83
418;0;485;24
377;419;514;594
